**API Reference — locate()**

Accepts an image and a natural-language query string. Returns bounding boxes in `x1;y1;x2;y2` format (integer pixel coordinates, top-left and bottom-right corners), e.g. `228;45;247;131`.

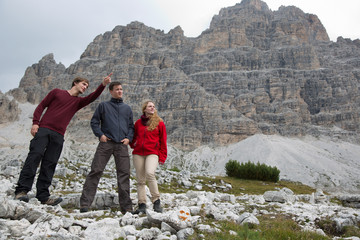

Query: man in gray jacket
80;81;134;214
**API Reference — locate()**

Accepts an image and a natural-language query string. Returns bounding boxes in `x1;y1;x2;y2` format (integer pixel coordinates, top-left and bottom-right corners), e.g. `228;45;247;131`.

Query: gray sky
1;0;359;93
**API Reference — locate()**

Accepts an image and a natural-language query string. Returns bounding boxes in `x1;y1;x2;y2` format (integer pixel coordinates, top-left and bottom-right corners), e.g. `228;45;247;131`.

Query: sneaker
80;207;89;213
14;192;29;202
41;197;63;206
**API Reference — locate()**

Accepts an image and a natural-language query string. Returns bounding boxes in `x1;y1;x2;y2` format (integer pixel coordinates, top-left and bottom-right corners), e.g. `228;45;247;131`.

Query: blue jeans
15;128;64;202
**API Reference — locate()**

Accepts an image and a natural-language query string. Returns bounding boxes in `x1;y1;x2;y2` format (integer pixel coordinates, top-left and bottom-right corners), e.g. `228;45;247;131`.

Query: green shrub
225;159;241;177
225;160;280;182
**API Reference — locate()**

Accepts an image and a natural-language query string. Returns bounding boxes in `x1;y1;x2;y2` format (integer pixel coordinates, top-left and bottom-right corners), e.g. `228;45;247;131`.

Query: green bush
225;160;280;182
225;159;241;177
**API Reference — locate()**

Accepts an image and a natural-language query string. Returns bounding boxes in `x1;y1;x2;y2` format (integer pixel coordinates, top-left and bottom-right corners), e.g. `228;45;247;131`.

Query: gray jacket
91;98;134;143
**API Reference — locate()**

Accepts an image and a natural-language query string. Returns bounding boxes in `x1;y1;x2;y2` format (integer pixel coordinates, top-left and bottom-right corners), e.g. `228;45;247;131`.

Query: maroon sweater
32;84;105;136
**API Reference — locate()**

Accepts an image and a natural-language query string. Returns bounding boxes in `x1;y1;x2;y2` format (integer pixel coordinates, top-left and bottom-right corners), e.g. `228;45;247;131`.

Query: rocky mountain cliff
3;0;360;152
1;2;360;238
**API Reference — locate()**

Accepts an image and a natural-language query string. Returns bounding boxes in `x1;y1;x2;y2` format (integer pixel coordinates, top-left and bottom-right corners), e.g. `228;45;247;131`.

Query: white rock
236;212;260;225
188;206;201;215
177;228;194;240
122;224;138;235
196;224;216;233
182;180;193;188
334;216;356;232
4;218;31;237
68;225;82;235
83;218;125;240
166;206;197;231
161;222;177;234
137;227;162;239
229;230;238;235
263;188;295;203
0;196;16;218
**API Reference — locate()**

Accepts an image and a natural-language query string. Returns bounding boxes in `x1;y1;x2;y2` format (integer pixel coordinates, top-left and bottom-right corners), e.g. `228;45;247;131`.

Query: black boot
132;203;146;215
153;199;162;213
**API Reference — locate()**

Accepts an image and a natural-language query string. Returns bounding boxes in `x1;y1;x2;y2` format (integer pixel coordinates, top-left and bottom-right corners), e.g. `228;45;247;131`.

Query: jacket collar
111;98;123;103
141;114;149;126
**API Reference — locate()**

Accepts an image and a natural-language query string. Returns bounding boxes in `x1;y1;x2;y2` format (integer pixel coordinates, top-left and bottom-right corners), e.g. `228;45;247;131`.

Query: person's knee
137;181;146;186
137;178;146;185
88;169;104;178
28;150;44;159
145;171;156;180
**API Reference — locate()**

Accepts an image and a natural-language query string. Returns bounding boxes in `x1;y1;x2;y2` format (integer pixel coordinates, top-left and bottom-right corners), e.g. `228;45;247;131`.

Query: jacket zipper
142;126;146;155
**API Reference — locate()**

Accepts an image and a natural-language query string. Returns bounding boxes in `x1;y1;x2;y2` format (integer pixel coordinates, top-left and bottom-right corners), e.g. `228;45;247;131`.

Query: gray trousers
80;141;132;211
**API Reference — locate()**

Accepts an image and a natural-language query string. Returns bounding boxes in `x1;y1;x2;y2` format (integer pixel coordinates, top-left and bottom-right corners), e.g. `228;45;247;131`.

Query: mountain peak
240;0;270;11
6;0;359;151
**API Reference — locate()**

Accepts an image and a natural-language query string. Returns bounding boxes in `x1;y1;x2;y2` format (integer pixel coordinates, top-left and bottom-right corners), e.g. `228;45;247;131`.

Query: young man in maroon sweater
14;75;111;205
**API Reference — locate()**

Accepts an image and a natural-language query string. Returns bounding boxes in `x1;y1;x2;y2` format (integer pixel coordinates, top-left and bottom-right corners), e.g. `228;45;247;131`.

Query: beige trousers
133;154;160;204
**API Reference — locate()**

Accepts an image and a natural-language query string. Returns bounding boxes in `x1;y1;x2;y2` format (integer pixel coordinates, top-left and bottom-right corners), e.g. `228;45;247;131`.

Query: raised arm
79;73;112;109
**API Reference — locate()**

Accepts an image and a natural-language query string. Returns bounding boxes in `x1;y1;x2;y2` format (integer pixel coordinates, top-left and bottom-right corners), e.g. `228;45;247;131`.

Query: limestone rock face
8;0;360;150
18;53;66;104
0;93;19;124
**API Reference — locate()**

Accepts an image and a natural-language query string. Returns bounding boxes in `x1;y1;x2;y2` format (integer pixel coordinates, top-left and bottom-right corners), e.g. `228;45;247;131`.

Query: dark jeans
80;141;132;211
15;128;64;202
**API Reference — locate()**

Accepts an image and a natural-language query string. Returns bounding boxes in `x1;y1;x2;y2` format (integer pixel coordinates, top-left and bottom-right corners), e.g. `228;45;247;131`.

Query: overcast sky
1;0;359;93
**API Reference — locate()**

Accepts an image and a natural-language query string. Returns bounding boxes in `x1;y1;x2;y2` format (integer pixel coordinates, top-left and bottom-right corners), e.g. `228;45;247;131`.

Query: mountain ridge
0;0;359;193
4;0;358;150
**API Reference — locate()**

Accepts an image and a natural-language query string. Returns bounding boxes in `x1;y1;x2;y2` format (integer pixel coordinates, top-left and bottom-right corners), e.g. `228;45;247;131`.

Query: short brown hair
72;77;89;87
109;81;122;91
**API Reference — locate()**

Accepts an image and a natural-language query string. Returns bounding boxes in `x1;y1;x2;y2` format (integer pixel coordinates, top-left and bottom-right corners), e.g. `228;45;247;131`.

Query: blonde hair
142;100;163;131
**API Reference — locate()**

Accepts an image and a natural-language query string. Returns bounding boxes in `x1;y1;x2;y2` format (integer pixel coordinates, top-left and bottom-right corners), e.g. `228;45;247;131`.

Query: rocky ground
0;166;360;239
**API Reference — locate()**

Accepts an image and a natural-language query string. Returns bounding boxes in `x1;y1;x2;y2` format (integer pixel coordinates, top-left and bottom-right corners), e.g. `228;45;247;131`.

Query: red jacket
130;119;167;164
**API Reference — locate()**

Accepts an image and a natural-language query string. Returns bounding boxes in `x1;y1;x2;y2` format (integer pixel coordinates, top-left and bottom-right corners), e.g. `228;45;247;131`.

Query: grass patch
189;215;330;240
194;176;315;195
158;175;315;195
158;179;188;194
168;166;181;172
342;225;360;238
258;215;330;239
102;173;113;179
316;217;360;237
329;196;343;206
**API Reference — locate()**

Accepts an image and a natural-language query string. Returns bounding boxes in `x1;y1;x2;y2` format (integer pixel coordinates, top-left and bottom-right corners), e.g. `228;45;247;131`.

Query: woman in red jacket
130;100;167;214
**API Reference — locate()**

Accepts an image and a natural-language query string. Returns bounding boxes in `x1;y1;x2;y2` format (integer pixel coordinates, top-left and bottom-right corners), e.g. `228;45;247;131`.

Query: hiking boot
153;199;162;213
80;207;89;213
14;192;29;202
132;203;146;215
41;196;63;206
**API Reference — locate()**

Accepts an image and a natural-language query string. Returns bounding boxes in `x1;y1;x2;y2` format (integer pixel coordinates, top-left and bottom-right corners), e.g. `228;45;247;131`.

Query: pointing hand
102;73;112;86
